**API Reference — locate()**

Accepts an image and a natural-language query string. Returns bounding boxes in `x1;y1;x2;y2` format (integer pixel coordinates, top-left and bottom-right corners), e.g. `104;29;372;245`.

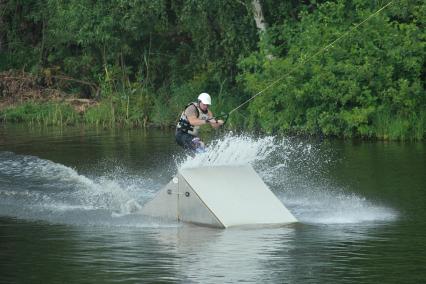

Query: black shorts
175;130;197;150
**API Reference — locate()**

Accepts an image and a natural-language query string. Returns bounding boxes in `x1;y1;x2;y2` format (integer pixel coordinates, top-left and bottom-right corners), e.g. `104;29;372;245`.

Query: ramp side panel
177;174;224;228
140;179;178;221
180;165;297;227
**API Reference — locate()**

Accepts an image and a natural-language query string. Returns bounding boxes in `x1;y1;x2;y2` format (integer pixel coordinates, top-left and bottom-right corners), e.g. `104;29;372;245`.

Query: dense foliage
241;0;425;140
0;0;424;140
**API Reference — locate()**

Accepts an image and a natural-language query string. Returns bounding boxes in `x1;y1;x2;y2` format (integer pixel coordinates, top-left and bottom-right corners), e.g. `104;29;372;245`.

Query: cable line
227;0;394;116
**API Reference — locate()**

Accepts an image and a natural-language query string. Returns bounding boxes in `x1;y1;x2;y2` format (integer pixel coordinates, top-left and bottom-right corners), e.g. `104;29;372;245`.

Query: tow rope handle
213;113;229;127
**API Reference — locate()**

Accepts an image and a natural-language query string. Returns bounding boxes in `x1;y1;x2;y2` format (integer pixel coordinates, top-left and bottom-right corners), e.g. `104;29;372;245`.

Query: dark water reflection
3;219;425;283
0;125;425;283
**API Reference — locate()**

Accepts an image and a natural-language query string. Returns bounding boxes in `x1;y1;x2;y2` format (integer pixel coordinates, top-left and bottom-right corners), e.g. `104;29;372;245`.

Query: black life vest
176;102;209;135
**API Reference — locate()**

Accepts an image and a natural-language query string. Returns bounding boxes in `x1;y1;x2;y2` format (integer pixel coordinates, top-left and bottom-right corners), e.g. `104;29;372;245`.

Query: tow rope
224;0;394;118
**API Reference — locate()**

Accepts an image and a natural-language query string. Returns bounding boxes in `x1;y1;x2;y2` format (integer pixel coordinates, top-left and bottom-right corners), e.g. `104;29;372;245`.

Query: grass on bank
0;102;79;126
0;100;425;141
373;109;426;141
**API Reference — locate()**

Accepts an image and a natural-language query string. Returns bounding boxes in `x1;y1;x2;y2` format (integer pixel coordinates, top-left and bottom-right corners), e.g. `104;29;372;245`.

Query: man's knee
176;131;195;150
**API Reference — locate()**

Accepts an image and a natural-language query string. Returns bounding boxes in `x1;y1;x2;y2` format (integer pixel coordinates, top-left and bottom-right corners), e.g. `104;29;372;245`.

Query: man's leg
176;131;197;150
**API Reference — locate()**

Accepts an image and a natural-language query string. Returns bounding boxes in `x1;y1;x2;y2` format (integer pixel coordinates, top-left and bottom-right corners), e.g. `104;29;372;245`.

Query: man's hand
208;118;224;128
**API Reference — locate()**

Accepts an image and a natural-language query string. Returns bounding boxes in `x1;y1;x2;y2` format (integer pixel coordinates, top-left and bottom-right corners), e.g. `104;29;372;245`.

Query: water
0;125;425;283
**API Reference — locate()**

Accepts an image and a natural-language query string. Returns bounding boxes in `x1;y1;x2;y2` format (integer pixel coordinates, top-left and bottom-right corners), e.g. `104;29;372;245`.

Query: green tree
239;0;425;140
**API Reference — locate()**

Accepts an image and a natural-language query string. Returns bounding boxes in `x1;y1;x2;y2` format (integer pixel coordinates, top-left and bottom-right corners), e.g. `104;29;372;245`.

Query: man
176;92;224;151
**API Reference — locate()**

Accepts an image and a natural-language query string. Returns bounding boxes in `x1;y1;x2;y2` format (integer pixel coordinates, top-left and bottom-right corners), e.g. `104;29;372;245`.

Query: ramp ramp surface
141;165;297;228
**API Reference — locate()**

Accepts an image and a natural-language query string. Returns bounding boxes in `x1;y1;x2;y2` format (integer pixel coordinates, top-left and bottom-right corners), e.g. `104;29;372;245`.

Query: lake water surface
0;125;425;283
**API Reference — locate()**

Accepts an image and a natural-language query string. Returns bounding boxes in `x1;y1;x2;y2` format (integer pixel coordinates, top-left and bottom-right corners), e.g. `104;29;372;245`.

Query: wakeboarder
175;93;224;152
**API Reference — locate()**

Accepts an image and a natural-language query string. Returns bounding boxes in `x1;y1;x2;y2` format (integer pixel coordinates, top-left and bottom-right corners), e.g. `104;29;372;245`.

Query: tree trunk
251;0;266;33
251;0;273;59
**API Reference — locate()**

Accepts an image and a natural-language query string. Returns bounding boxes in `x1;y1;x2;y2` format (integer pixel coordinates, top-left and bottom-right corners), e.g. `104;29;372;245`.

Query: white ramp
141;165;297;228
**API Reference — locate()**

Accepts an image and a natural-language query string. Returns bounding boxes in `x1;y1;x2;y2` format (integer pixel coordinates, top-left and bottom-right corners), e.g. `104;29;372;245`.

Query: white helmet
198;92;211;105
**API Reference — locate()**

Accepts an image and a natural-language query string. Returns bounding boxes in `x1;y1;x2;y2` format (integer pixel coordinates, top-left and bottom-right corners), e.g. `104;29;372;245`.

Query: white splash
0;133;398;226
176;133;397;224
279;183;397;224
178;133;277;169
0;152;153;220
